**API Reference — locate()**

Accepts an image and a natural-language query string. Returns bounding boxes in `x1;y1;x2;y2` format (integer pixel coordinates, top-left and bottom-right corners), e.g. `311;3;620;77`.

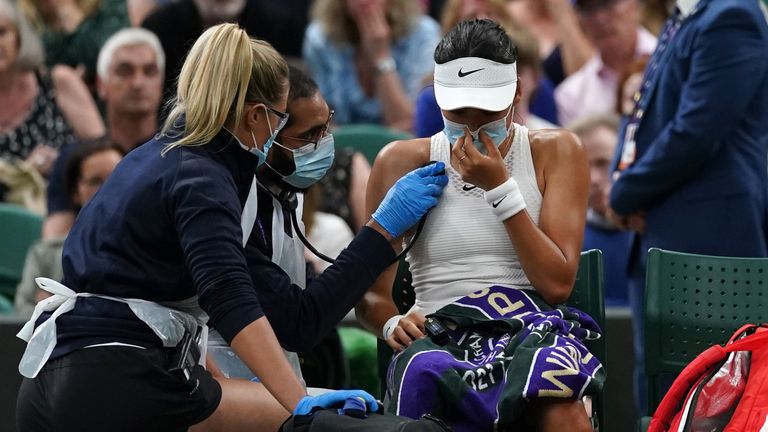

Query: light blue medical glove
293;389;378;415
372;162;449;238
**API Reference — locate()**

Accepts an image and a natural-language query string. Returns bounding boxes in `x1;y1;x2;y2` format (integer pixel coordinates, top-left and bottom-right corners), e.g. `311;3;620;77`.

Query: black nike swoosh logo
458;68;484;77
492;197;506;208
462;184;477;191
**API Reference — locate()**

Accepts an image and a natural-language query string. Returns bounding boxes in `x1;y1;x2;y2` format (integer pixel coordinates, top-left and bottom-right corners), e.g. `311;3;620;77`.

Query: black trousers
16;345;221;432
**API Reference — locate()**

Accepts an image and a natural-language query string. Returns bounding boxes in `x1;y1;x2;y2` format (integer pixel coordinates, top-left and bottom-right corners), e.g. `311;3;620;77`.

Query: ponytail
161;23;288;152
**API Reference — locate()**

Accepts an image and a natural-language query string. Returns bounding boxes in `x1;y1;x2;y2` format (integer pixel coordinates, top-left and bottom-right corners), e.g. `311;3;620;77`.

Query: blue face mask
268;133;335;189
442;107;514;154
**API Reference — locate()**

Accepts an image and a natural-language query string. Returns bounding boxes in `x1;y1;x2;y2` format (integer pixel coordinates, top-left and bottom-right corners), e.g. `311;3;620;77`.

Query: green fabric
378;250;607;425
339;327;379;396
42;0;130;84
0;204;43;299
0;294;13;313
385;287;604;431
331;124;412;164
14;237;65;316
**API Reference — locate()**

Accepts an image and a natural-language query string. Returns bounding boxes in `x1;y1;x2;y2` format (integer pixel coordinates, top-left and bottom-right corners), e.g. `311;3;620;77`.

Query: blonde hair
161;23;288;151
311;0;418;46
0;0;43;70
19;0;101;31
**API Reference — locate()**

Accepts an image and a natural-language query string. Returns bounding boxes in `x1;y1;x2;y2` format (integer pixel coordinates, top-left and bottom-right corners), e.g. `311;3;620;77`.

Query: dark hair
288;64;319;103
63;137;126;209
434;19;518;65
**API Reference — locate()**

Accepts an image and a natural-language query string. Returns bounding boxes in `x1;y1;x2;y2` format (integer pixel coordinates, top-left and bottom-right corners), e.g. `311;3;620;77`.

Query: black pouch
167;327;202;380
424;317;451;346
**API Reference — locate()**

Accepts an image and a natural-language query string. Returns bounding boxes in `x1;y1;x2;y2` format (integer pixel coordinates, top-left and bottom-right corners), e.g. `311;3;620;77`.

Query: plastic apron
17;277;208;379
207;176;306;382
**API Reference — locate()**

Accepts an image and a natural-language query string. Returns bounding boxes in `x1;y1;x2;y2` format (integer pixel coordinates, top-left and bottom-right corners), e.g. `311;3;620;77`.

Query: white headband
434;57;517;112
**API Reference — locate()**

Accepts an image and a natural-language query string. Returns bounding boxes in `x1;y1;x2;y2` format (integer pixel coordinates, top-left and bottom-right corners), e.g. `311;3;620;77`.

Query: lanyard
617;4;704;171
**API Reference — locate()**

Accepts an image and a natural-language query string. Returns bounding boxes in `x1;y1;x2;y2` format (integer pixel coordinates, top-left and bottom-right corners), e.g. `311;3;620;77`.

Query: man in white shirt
555;0;656;125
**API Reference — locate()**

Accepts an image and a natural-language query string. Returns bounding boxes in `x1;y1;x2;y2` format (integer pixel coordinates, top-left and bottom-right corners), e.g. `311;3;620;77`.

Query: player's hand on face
451;129;509;191
386;311;427;352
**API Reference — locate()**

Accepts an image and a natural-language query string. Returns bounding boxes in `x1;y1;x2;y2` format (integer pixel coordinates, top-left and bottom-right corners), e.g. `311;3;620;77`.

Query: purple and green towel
385;286;604;431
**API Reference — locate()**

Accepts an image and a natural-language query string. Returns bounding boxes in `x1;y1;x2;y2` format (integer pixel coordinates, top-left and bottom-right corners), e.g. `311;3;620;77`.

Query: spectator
142;0;311;107
616;56;649;116
440;0;519;34
555;0;656;125
43;28;164;239
14;138;124;316
639;0;674;36
608;0;768;414
509;29;558;130
569;114;630;307
507;0;594;85
302;184;354;275
0;0;104;174
303;0;440;132
125;0;174;26
316;146;371;232
95;28;164;152
19;0;130;92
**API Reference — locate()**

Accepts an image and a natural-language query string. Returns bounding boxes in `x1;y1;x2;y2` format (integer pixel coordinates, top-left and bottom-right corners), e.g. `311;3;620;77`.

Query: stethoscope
257;174;435;266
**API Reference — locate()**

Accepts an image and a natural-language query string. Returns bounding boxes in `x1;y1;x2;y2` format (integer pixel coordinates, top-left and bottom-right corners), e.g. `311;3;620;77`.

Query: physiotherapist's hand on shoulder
371;162;448;239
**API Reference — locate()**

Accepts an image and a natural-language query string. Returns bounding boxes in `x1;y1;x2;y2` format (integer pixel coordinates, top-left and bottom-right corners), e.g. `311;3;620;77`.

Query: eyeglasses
265;106;290;134
279;109;335;152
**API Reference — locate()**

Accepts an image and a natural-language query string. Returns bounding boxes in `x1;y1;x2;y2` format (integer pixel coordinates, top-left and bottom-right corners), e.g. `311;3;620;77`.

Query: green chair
331;124;412;164
0;204;43;302
0;293;13;313
377;249;606;429
643;248;768;418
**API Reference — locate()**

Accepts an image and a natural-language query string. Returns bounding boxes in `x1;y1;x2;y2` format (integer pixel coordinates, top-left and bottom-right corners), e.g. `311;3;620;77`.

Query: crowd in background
2;0;768;419
1;0;678;301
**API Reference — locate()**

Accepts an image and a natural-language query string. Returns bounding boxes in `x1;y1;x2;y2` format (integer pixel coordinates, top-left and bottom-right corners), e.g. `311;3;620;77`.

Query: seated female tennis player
356;19;603;432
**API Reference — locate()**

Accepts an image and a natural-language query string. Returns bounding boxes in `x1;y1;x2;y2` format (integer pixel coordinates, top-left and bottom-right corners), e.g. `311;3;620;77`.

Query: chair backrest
379;250;606;427
644;248;768;411
0;204;43;299
570;249;606;363
0;295;13;314
331;124;412;164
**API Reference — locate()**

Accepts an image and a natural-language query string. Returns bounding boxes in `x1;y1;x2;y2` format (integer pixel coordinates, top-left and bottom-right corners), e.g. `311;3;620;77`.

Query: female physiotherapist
15;24;447;432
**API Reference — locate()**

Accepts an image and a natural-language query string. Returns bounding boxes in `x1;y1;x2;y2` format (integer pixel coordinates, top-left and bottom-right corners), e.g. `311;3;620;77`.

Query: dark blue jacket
610;0;768;270
53;129;393;356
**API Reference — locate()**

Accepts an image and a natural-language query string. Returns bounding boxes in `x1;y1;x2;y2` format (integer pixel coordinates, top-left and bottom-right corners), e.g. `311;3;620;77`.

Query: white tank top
406;123;543;316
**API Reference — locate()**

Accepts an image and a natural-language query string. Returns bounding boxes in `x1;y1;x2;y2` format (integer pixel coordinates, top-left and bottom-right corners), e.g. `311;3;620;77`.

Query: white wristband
483;177;526;222
382;314;404;340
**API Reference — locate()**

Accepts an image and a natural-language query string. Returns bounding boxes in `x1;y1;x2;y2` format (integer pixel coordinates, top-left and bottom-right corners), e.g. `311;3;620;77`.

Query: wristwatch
375;56;396;75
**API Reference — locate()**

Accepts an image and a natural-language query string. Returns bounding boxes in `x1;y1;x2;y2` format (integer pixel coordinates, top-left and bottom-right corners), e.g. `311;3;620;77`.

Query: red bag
648;324;768;432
